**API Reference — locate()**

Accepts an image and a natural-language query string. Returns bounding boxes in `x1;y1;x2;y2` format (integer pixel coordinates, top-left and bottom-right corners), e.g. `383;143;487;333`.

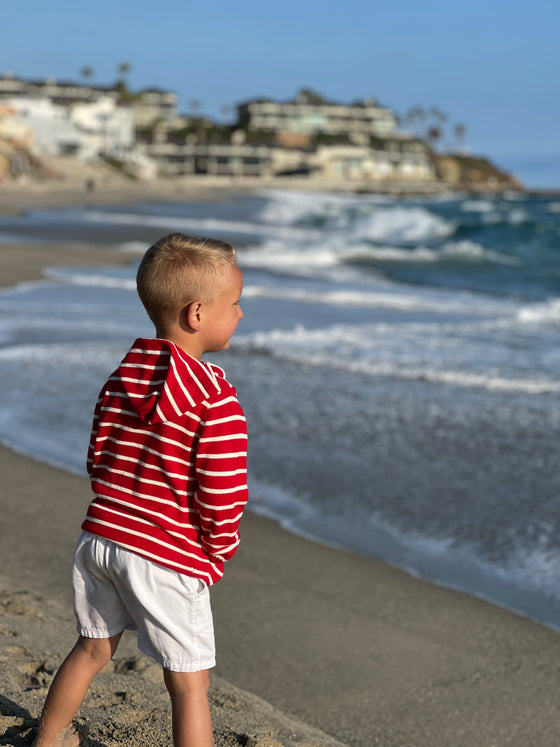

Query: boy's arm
194;394;249;563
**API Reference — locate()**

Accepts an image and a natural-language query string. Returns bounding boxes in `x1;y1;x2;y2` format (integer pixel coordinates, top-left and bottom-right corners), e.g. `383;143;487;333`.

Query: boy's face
200;263;244;353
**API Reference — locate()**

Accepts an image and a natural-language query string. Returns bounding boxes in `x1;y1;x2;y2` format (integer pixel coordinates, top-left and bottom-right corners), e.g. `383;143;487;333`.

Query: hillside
435;153;523;192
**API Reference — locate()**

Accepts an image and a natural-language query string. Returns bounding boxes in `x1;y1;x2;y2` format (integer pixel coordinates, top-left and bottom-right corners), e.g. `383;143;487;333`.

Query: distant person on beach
33;233;249;747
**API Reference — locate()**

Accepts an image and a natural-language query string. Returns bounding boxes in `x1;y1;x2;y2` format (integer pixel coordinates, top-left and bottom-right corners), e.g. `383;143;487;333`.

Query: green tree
297;88;327;105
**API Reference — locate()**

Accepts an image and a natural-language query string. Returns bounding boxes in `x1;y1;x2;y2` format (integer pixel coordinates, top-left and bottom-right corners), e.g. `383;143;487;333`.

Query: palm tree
115;62;132;101
80;66;94;82
428;106;447;125
454;123;467;152
117;62;131;79
116;62;132;92
404;106;426;138
425;107;448;149
427;126;443;151
188;99;201;117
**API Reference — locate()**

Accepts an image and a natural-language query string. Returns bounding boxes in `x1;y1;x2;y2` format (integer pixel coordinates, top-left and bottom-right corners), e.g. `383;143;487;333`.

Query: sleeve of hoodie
194;391;249;562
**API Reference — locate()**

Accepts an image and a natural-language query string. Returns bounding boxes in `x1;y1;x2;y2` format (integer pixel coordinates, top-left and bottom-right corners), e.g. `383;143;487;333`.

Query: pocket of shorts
179;573;206;595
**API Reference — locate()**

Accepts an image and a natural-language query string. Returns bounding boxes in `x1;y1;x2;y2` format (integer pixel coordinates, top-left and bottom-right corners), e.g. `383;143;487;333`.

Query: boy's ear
182;301;203;331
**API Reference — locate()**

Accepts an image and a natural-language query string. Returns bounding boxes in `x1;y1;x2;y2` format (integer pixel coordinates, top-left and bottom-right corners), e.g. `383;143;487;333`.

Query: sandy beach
2;181;560;746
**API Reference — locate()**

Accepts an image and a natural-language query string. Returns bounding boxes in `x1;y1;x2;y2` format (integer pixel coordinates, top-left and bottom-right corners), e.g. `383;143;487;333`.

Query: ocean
1;187;559;629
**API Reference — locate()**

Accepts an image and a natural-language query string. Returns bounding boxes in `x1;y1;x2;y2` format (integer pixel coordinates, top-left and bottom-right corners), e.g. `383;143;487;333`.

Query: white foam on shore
249;477;560;632
44;267;137;290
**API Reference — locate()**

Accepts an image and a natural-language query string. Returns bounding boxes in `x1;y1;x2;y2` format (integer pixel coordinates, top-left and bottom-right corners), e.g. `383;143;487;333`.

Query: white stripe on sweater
95;450;194;478
93;478;195;509
98;437;194;467
84;518;217;583
97;417;200;442
92;495;201;531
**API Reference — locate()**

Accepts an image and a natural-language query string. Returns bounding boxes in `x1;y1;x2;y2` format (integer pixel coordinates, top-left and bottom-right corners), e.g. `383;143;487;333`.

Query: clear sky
3;0;559;189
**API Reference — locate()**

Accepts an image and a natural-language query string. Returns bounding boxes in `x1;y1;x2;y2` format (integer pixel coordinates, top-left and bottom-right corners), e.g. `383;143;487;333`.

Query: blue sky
3;0;559;188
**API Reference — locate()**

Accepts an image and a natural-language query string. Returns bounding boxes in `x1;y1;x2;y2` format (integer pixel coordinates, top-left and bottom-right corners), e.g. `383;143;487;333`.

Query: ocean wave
518;298;560;323
438;240;520;265
508;208;530;225
461;199;496;213
358;240;518;266
242;283;504;315
353;206;455;244
460;199;531;227
118;241;150;253
239;236;518;277
82;209;267;238
239;322;560;394
255;187;393;226
254;189;455;244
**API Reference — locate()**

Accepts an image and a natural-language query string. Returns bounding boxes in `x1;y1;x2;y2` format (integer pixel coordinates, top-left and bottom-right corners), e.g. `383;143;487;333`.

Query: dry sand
0;158;247;217
1;181;560;746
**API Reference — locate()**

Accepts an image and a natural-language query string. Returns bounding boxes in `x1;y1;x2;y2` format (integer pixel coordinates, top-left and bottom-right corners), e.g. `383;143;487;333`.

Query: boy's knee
75;634;120;667
164;668;210;698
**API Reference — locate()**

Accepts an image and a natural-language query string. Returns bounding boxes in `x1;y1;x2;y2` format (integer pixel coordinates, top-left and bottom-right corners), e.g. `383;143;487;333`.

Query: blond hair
136;233;237;329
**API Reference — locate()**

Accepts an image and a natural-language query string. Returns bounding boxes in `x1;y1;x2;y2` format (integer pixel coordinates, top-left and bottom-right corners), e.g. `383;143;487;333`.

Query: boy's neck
155;329;203;361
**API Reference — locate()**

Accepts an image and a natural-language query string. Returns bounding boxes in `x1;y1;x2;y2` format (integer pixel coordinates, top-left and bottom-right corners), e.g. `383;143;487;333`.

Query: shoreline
0;168;546;221
2;189;560;745
3;443;560;746
0;446;344;747
0;174;253;217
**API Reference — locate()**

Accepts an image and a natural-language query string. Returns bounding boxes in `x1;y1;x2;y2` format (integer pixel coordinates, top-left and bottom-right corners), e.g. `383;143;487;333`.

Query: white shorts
72;532;215;672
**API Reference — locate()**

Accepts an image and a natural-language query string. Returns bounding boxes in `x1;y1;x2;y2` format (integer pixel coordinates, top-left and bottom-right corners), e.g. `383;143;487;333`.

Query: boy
33;233;249;747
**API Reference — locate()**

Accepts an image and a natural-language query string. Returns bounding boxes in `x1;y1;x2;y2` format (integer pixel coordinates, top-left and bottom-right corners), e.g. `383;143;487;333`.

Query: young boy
33;233;249;747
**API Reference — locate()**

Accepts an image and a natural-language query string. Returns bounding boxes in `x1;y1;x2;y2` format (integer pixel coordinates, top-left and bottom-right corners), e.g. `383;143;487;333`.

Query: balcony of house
131;88;179;127
0;73;32;97
145;141;274;178
239;98;398;138
314;142;437;183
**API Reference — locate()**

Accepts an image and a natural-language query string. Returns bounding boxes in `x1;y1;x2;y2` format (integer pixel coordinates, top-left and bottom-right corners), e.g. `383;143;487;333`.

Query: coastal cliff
434;153;523;192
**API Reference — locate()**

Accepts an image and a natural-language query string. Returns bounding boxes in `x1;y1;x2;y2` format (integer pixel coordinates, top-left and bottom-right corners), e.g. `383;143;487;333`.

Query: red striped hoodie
82;337;249;585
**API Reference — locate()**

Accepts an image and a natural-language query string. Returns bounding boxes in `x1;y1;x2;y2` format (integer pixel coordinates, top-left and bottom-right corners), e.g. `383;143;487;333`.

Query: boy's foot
33;724;82;747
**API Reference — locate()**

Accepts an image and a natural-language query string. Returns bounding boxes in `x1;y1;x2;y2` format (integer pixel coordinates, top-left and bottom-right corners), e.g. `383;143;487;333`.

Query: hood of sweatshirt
115;338;226;425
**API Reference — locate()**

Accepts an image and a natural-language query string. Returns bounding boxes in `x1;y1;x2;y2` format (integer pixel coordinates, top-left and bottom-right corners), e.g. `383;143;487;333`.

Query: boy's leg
163;668;213;747
34;632;122;747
